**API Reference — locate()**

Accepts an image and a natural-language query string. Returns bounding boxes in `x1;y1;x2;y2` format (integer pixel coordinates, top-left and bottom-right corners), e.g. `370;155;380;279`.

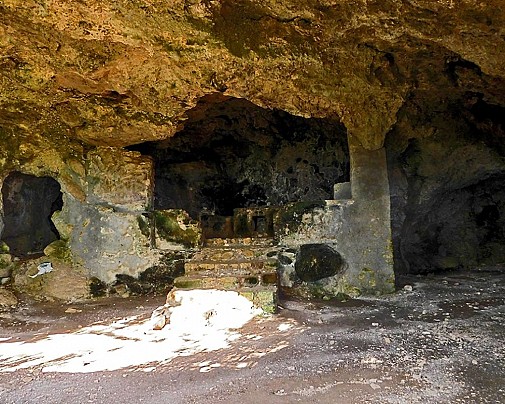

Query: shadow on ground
0;269;504;403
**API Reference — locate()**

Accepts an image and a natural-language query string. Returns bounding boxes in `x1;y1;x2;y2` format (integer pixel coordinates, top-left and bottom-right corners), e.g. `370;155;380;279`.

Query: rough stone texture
35;147;159;284
57;197;159;284
387;117;505;274
12;259;89;302
0;254;15;278
0;287;17;310
176;233;278;311
87;148;153;211
277;141;394;297
295;244;344;282
154;209;201;250
333;182;352;200
1;0;504;150
1;0;505;293
344;140;395;293
139;97;349;218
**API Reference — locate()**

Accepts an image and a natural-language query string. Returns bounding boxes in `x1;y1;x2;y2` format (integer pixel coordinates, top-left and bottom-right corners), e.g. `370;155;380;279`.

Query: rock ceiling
1;0;504;151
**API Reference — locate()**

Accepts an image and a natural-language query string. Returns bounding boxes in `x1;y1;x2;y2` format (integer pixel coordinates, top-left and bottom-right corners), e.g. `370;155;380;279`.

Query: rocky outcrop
0;287;18;310
1;0;504;151
1;1;504;295
12;259;89;302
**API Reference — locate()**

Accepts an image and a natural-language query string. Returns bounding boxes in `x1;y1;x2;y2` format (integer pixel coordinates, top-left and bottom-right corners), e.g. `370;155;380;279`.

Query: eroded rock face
295;244;344;282
134;96;349;217
12;259;89;302
1;0;504;150
387;113;505;274
1;1;505;295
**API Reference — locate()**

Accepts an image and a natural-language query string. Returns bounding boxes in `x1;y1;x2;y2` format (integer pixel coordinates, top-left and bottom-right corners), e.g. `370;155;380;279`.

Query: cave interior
127;90;505;277
1;172;63;259
131;95;350;240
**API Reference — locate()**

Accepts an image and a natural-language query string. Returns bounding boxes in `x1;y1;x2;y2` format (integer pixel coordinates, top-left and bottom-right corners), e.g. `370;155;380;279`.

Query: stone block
87;147;153;211
174;276;241;290
62;201;158;283
333;181;352;200
0;254;14;278
239;289;277;313
154;209;201;249
12;260;89;302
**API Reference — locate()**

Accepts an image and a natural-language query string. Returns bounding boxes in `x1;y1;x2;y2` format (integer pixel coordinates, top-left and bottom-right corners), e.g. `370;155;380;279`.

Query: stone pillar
55;147;159;283
342;135;395;294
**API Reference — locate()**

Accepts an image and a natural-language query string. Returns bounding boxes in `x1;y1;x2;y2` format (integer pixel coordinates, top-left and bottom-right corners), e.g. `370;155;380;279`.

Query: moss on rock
154;209;201;248
43;240;72;263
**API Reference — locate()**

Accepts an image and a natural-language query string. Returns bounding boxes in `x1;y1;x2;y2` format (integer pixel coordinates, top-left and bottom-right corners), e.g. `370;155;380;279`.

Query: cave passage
401;173;505;274
131;95;350;219
1;172;63;258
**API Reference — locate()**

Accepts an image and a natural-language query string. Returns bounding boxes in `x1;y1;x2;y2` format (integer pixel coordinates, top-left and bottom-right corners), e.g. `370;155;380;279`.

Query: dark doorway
1;172;63;258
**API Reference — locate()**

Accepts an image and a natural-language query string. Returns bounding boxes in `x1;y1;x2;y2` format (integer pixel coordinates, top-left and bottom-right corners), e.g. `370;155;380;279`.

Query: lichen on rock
1;0;505;299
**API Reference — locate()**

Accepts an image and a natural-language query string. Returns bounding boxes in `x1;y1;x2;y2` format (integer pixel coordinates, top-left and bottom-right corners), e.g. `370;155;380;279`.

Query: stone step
173;275;277;314
181;270;277;285
238;288;277;314
185;259;277;272
176;236;279;313
204;237;275;248
190;247;277;262
183;268;277;282
174;272;277;290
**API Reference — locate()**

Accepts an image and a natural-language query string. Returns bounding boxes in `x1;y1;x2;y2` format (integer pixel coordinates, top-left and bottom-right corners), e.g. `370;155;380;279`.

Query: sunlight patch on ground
0;290;262;373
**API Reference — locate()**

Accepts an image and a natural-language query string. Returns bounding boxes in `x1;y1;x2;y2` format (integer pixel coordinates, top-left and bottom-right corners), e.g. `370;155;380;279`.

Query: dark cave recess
387;95;505;275
1;171;63;258
130;95;350;218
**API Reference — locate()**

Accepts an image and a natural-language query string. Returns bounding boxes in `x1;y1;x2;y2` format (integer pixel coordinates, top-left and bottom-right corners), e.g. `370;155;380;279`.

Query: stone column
342;135;395;294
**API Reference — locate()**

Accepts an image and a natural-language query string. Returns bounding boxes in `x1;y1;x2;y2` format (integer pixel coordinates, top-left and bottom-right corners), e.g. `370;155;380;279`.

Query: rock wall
136;96;350;218
387;106;505;274
1;0;505;296
276;139;395;297
0;143;162;294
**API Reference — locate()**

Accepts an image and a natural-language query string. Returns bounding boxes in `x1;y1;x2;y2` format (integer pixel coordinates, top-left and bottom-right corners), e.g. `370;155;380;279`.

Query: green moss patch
154;209;201;248
274;201;325;236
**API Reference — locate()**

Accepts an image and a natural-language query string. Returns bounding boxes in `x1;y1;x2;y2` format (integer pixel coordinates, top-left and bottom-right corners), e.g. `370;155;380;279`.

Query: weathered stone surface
57;199;159;284
1;0;505;296
12;260;89;302
145;99;349;218
1;0;504;151
239;289;277;314
295;244;344;282
0;254;14;278
0;287;18;310
277;141;395;296
110;251;187;295
87;147;153;211
387;116;505;274
333;182;352;200
154;210;201;249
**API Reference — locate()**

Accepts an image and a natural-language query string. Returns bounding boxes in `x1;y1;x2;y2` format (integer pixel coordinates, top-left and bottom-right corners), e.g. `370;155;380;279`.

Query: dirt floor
0;269;504;404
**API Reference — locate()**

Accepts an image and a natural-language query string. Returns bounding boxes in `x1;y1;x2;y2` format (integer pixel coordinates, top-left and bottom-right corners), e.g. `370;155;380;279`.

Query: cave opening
388;97;505;275
1;172;63;258
130;95;350;229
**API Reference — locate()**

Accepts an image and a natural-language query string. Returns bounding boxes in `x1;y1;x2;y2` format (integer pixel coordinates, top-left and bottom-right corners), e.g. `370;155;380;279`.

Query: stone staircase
174;237;278;313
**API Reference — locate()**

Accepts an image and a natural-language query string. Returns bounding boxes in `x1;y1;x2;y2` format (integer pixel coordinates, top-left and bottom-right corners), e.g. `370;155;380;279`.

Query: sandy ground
0;269;504;404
